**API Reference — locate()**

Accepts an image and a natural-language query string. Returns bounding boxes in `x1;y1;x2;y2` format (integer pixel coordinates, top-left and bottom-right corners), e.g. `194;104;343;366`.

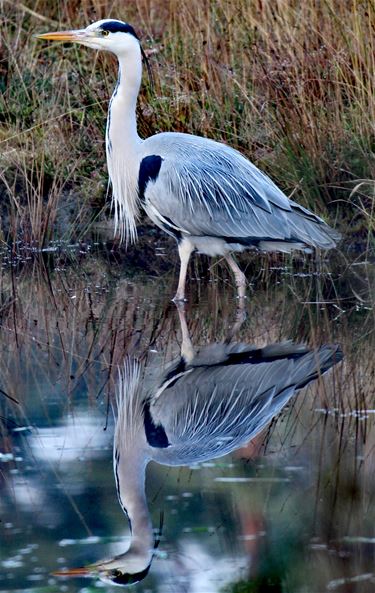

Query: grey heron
38;20;340;301
53;308;342;586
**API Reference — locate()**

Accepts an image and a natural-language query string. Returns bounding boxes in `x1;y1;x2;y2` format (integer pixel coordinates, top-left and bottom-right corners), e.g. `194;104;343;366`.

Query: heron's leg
225;253;247;299
173;238;194;302
225;303;247;343
174;302;195;363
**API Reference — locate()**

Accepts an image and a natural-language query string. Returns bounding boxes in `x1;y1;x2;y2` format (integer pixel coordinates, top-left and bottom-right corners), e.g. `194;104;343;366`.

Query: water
0;248;374;593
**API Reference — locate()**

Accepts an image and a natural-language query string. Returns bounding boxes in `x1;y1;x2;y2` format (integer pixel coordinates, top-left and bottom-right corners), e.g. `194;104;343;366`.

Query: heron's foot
172;299;187;314
235;279;247;300
172;293;187;303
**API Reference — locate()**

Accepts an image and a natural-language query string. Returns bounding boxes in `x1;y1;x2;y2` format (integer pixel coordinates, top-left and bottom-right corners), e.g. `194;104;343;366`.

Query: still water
0;247;374;593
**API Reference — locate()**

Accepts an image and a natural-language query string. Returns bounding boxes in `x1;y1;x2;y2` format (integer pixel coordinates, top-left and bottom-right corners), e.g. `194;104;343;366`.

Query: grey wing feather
142;133;340;249
150;343;342;465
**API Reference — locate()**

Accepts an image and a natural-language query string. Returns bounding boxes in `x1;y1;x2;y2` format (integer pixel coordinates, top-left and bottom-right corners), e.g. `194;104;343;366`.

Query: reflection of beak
36;30;86;42
52;566;94;577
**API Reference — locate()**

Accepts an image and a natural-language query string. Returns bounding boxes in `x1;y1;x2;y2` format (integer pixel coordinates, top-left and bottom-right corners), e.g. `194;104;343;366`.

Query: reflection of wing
150;343;342;465
142;133;340;249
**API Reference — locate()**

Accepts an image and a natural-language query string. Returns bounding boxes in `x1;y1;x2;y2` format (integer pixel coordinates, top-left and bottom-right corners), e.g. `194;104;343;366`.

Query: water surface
0;248;374;592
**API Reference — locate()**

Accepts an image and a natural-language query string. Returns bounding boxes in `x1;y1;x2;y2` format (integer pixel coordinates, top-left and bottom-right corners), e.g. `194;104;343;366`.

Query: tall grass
0;0;374;246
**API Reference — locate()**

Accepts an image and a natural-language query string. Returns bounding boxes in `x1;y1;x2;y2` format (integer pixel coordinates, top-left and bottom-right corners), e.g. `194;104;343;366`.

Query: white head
53;552;153;587
36;19;141;57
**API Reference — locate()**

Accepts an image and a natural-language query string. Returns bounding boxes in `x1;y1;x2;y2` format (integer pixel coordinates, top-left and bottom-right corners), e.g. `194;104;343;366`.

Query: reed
0;0;374;246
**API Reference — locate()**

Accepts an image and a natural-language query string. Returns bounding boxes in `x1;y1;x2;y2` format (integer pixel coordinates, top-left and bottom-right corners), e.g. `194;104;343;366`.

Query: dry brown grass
0;0;374;245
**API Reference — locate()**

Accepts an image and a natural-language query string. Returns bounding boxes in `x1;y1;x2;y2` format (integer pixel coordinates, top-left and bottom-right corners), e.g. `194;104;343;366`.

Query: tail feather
288;203;341;249
292;344;343;390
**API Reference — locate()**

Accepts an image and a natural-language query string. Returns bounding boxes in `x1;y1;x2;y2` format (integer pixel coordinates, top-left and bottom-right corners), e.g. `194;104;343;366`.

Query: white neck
106;43;143;243
109;47;142;145
110;453;154;572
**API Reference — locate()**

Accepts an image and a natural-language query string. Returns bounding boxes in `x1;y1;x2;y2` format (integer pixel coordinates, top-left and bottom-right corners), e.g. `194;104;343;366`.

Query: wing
140;133;339;249
149;343;342;465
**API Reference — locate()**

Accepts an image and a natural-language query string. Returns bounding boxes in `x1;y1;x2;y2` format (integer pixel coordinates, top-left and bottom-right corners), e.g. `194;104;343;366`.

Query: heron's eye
101;30;109;37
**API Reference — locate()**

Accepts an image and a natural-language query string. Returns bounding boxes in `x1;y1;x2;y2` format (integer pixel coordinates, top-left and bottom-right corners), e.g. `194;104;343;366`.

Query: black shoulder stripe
138;155;163;201
161;357;186;386
143;401;170;448
99;21;139;38
218;349;311;367
219;235;307;247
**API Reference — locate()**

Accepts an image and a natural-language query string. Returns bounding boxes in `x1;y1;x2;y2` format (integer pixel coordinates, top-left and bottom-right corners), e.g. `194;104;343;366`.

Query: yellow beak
36;30;84;42
52;566;93;577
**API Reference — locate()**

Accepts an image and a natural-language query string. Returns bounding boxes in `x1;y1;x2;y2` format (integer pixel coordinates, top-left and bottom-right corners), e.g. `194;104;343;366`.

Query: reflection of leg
225;301;247;343
175;301;195;363
173;239;194;302
225;253;247;299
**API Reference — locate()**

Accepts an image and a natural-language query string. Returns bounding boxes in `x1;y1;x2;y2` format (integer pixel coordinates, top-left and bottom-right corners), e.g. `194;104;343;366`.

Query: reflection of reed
0;252;373;591
0;251;371;408
0;251;373;455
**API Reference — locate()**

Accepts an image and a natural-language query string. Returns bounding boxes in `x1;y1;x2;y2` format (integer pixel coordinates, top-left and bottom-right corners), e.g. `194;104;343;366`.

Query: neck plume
112;454;154;573
112;361;154;566
106;43;143;244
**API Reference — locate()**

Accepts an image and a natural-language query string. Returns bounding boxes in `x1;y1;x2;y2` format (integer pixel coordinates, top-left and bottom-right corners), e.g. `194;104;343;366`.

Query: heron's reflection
55;306;342;586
